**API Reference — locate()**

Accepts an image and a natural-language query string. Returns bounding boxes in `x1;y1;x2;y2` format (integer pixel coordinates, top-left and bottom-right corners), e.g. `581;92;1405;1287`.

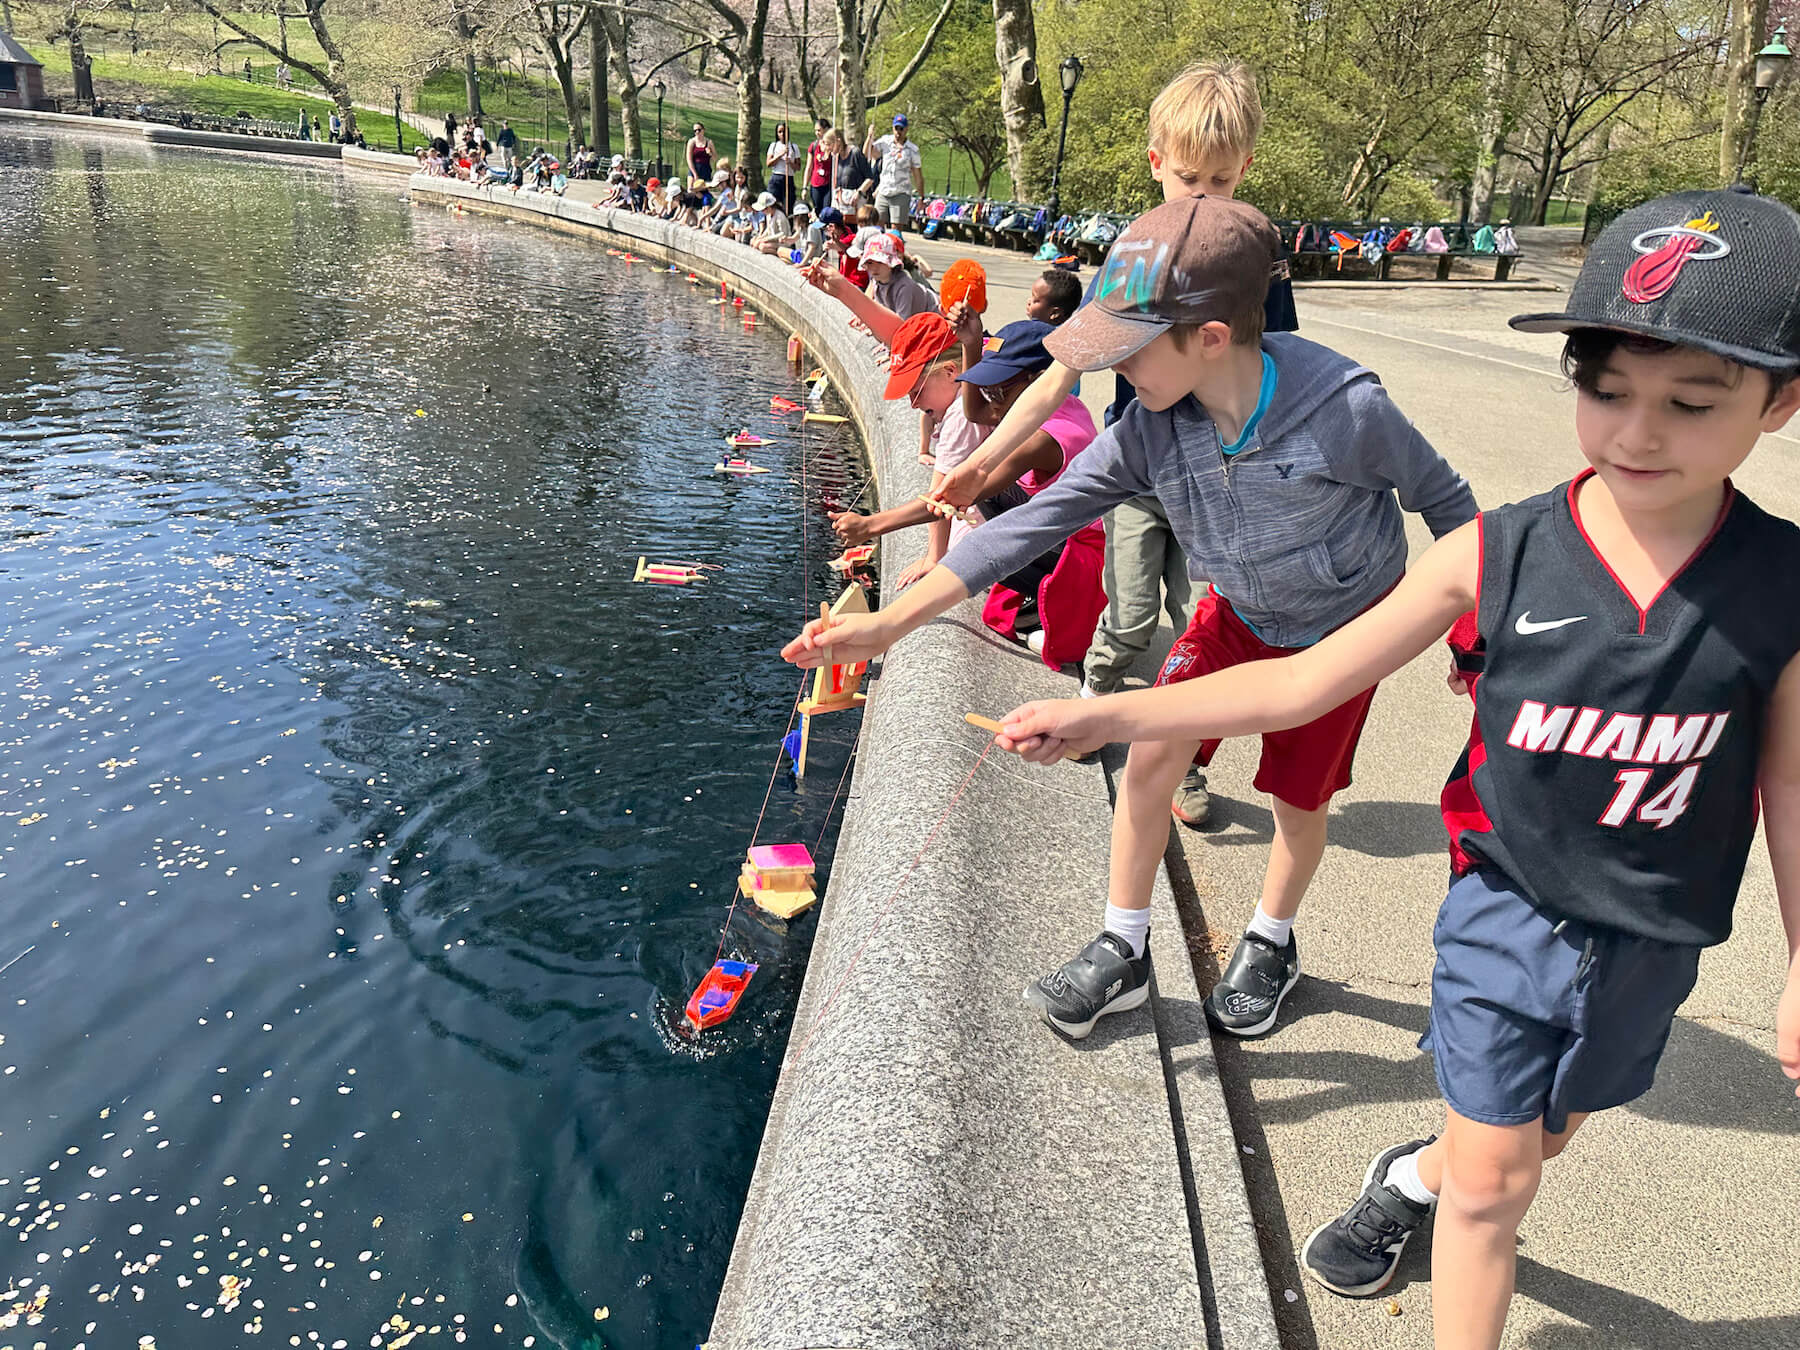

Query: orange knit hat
939;259;989;314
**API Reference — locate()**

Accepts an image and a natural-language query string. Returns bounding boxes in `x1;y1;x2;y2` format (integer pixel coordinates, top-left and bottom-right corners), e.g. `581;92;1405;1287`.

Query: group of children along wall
778;59;1800;1350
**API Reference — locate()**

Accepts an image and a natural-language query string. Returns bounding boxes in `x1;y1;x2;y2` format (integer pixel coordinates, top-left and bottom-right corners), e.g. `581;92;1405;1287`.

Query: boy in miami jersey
985;187;1800;1349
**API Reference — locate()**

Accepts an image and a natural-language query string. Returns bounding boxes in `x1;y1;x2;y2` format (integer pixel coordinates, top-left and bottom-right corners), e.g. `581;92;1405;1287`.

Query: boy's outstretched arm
933;360;1081;507
1758;653;1800;1096
805;263;905;345
781;563;969;669
997;521;1481;762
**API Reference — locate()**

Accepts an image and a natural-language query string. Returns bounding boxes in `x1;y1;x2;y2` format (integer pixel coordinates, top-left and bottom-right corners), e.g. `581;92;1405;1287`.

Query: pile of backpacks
1290;220;1520;262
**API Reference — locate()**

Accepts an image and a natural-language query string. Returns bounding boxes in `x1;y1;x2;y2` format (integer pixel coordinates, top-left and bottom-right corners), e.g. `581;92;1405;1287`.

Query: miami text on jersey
1504;702;1730;830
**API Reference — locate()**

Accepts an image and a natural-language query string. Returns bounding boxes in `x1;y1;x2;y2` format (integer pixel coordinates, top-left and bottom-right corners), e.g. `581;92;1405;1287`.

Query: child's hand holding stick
967;706;1102;763
783;603;893;670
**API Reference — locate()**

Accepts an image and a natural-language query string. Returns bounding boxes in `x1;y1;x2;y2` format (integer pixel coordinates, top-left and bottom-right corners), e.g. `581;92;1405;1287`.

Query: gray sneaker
1171;766;1211;827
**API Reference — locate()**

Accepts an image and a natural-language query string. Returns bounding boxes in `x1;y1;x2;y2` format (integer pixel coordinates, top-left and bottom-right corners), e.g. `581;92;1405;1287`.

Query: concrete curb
376;174;1285;1350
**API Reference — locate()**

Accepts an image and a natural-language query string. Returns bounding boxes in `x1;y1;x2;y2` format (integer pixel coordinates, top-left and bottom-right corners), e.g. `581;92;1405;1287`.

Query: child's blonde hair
1147;60;1263;166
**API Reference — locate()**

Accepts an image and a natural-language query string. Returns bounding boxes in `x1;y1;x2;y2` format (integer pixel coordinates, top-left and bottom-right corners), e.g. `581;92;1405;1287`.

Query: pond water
0;131;869;1350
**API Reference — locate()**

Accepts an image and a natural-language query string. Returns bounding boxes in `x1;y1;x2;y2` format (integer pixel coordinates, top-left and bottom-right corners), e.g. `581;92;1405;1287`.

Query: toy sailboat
738;843;818;918
726;431;773;449
827;544;875;574
715;458;770;475
770;396;804;413
633;557;717;585
803;412;849;425
684;959;758;1031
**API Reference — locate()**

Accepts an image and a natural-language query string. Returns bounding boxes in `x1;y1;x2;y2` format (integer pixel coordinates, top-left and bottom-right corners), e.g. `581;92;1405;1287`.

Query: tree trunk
588;15;609;153
737;0;771;190
1720;0;1772;183
533;7;586;150
833;0;867;144
454;6;482;116
69;22;95;103
1529;129;1562;224
1468;35;1516;224
991;0;1045;195
601;10;642;157
301;0;358;139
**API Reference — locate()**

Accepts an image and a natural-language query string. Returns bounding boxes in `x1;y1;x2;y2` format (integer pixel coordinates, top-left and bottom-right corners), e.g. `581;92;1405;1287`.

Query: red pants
1154;591;1378;811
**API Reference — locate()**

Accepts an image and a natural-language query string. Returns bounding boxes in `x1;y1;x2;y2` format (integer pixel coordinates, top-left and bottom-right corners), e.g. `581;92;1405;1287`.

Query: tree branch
864;0;955;108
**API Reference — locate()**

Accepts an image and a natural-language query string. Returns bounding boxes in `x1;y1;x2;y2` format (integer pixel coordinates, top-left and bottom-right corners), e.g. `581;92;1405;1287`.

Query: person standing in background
686;123;716;191
804;117;835;217
866;114;924;233
766;122;801;214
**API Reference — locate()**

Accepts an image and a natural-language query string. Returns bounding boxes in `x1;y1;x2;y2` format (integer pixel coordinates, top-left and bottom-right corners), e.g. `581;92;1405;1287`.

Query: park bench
1280;219;1522;281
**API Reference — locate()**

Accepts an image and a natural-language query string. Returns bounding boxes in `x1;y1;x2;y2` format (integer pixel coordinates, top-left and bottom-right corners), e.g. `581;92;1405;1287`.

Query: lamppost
654;79;667;179
392;84;403;154
1736;24;1793;187
1046;55;1083;224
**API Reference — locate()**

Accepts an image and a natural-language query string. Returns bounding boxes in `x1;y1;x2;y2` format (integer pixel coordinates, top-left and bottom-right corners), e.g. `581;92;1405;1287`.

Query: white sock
1244;903;1294;948
1103;904;1151;959
1384;1148;1438;1206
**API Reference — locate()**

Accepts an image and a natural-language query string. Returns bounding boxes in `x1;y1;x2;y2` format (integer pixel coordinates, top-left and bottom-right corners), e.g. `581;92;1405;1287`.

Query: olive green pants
1083;495;1201;692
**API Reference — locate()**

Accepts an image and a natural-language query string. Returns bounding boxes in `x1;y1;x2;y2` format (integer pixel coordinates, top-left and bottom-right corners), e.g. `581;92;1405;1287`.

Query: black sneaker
1022;931;1151;1038
1203;931;1299;1037
1301;1137;1437;1298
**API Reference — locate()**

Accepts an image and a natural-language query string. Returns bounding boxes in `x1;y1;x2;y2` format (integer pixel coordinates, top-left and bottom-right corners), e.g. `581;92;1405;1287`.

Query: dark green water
0;131;868;1350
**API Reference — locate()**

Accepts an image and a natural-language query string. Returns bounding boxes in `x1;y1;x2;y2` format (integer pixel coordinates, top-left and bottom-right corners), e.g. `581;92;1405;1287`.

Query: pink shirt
1021;396;1098;494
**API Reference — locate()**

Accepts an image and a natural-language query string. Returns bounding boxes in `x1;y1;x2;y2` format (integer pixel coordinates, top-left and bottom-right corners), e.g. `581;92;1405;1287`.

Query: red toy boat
726;431;772;449
770;396;804;413
685;959;758;1031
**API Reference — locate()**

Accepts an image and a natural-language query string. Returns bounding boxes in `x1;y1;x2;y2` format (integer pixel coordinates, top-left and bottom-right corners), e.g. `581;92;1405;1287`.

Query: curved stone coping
342;146;419;175
410;176;1280;1350
0;106;341;158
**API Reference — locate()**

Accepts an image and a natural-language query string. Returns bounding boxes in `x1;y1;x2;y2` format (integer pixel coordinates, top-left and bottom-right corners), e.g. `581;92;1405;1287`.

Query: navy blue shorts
1421;869;1702;1134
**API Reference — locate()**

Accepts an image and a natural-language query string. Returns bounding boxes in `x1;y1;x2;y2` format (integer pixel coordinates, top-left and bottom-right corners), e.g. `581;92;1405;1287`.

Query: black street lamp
654;79;667;179
1046;55;1083;224
392;84;403;153
1737;24;1793;187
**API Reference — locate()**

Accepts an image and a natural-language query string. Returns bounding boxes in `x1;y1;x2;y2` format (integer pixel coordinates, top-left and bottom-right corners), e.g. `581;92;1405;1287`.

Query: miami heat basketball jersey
1442;471;1800;946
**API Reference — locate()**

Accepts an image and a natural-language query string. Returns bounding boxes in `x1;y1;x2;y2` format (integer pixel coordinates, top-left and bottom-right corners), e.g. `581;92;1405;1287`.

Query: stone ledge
409;175;1279;1350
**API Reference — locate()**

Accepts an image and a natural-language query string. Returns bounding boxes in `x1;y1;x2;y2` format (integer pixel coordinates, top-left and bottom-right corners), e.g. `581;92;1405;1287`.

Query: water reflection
0;131;867;1349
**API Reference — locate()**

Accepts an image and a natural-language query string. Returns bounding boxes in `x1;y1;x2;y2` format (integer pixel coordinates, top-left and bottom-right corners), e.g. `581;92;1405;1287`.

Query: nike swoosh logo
1514;612;1589;635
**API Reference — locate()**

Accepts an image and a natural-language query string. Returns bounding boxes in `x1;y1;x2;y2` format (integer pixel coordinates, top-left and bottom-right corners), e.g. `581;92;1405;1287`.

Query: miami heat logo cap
1511;186;1800;373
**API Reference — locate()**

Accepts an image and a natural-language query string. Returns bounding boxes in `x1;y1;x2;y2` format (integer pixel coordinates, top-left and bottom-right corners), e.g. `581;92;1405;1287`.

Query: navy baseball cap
958;320;1057;386
1511;186;1800;373
892;114;908;128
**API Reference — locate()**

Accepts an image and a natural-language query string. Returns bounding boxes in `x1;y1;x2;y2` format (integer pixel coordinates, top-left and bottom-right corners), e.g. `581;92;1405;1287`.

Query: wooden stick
964;713;1084;761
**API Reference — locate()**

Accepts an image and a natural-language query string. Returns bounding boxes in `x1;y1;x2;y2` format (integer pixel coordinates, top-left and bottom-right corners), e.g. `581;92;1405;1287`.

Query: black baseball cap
958;320;1057;386
1046;196;1280;371
1511;187;1800;373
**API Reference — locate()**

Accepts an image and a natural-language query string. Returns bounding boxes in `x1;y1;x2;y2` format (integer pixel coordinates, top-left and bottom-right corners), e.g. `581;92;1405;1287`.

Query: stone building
0;33;46;111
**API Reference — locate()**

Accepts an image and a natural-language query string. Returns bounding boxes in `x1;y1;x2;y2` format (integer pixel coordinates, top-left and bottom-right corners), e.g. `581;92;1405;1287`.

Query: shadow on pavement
1174;793;1448;861
1161;830;1327;1350
1516;1256;1800;1349
1629;1015;1800;1136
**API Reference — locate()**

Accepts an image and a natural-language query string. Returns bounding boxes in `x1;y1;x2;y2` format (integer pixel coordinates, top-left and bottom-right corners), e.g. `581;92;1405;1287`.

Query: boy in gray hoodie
783;195;1475;1038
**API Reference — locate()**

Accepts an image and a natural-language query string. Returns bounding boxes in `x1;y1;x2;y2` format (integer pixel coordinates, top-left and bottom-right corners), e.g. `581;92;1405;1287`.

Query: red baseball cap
883;313;958;400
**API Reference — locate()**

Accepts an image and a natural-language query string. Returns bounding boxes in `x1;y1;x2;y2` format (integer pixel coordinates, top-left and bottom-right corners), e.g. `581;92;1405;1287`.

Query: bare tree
190;0;361;138
1508;0;1719;221
527;0;587;148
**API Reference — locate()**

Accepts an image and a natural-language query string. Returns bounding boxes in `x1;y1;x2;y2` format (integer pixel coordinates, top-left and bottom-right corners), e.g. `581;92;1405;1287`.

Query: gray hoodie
942;332;1476;648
